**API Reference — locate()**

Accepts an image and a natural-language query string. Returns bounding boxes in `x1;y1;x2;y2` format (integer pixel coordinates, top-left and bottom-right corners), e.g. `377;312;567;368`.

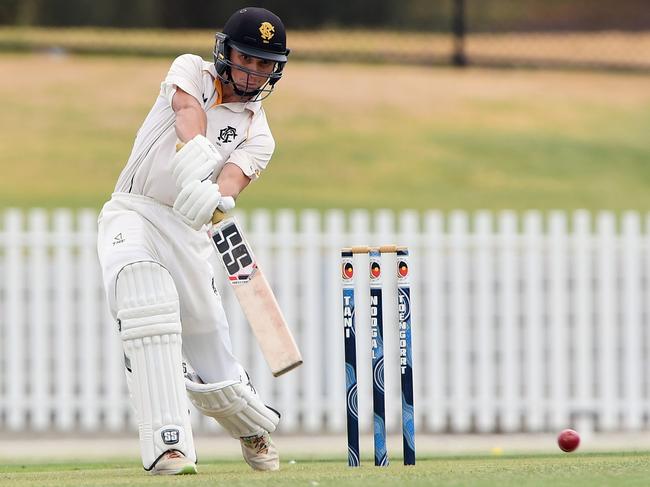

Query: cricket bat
208;210;303;376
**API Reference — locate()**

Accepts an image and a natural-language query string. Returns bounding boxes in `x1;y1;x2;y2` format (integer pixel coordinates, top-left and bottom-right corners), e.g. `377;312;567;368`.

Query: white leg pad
185;378;280;439
116;261;196;470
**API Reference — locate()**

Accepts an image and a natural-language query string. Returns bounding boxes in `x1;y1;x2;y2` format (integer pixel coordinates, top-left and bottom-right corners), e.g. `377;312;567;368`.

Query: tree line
1;0;648;31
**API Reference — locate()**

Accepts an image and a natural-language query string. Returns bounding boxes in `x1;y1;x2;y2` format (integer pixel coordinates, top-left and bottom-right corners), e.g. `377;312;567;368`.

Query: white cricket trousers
97;192;241;383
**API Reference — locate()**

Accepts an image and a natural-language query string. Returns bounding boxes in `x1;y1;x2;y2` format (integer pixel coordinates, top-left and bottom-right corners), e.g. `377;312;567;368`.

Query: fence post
621;211;642;430
498;211;519;432
300;210;323;432
451;0;467;66
573;211;594;434
276;210;299;432
449;211;470;432
28;209;49;431
523;211;543;432
78;209;100;431
549;211;569;430
423;211;445;432
4;209;26;431
53;209;75;431
596;212;617;431
475;211;495;432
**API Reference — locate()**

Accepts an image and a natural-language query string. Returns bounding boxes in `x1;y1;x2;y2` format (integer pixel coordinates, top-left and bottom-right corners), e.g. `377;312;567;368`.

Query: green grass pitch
2;453;650;486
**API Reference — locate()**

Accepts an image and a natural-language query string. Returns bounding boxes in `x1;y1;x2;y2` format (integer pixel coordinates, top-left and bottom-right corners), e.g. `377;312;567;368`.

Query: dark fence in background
4;0;650;31
0;0;649;71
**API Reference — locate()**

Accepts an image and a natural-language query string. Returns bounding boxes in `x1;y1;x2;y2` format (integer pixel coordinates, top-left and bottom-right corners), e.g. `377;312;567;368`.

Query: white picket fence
1;208;649;435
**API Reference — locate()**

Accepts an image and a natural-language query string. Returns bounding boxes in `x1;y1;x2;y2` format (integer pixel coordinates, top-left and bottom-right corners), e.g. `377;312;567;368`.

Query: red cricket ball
557;429;580;452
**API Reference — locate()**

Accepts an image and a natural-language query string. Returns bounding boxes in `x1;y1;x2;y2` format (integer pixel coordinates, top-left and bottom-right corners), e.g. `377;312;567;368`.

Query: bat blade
209;215;303;376
233;271;303;376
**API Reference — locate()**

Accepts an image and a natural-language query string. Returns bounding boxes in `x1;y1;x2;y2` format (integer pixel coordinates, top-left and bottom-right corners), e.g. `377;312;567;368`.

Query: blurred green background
2;52;649;211
1;0;649;211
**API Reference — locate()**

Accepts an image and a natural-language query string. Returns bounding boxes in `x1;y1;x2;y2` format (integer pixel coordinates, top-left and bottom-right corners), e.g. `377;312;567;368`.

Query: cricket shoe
150;450;197;475
240;432;280;471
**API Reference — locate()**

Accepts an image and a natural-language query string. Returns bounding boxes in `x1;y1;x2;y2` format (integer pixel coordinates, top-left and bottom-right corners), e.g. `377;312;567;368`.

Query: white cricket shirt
114;54;275;206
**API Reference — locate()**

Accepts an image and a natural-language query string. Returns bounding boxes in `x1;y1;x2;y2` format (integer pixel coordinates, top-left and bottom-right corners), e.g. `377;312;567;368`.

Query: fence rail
1;208;650;435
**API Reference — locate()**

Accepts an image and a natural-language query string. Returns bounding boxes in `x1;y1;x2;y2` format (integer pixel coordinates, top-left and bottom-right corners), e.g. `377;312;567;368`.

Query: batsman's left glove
172;135;221;190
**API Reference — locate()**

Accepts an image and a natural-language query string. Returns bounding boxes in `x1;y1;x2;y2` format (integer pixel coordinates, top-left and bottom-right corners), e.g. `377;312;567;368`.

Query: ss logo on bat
212;221;254;276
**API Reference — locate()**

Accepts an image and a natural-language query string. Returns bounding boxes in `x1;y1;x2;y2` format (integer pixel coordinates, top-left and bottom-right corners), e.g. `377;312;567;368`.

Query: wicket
341;245;415;467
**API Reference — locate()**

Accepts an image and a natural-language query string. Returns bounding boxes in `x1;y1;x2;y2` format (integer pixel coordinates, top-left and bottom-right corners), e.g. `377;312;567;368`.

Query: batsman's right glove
172;179;236;230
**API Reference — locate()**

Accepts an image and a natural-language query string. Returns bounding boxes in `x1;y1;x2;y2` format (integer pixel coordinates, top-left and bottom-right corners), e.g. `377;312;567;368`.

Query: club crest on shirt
218;126;238;143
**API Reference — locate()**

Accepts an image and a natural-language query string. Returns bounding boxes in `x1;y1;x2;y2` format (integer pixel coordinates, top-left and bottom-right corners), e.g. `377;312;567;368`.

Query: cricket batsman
96;7;289;475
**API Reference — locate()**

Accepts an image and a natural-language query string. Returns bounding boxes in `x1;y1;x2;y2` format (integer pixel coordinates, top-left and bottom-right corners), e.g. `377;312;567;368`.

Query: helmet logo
259;22;275;43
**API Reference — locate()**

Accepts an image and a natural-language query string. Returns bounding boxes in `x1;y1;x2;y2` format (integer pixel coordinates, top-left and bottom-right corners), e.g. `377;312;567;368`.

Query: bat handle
212;209;227;224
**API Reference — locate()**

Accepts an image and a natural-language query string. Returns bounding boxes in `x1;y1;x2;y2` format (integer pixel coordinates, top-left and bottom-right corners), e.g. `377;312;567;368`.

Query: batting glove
173;179;223;231
172;134;221;190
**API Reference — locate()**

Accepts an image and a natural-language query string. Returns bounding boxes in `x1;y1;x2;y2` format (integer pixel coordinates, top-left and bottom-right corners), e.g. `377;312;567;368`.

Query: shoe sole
151;464;198;475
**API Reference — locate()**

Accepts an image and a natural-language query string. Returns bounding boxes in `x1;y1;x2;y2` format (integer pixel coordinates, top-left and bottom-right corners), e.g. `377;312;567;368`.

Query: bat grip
212;209;227;224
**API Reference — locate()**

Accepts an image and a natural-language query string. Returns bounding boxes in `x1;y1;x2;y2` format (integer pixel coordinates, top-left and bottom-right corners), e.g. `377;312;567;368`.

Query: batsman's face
230;49;275;92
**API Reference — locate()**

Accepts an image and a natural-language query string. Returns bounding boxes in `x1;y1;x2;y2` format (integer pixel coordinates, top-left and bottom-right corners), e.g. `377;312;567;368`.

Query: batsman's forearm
216;163;251;199
174;106;207;142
